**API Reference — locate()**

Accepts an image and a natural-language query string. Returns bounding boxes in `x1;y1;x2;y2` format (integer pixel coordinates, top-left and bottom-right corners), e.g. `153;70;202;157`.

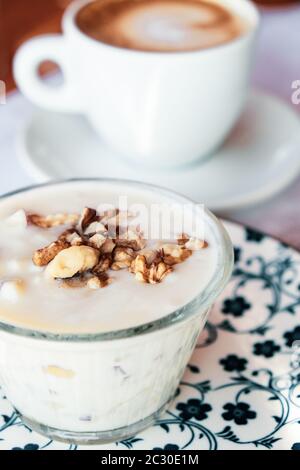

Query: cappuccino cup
14;0;259;167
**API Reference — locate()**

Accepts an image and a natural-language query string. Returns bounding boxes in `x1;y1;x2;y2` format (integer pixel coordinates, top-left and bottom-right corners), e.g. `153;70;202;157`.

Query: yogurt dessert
0;179;233;443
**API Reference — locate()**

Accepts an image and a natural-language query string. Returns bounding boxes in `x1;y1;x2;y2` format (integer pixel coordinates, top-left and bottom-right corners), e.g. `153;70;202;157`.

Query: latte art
76;0;249;52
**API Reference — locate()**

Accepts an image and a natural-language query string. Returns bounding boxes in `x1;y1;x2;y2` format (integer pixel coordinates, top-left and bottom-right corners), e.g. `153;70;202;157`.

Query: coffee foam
76;0;248;52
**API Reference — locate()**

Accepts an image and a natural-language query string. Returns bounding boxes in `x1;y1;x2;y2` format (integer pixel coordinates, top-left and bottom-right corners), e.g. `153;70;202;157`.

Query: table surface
0;4;300;249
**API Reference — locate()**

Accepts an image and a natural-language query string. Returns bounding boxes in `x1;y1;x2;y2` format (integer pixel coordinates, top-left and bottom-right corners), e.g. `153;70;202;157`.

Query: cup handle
13;35;79;113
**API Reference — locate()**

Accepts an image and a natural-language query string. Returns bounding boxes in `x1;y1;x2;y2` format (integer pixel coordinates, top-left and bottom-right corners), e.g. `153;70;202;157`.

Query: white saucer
18;90;300;212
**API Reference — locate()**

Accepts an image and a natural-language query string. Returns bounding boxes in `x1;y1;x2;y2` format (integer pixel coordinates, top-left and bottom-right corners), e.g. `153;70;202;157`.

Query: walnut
99;208;119;225
111;247;135;270
177;233;190;246
78;207;97;232
161;244;192;265
28;212;79;228
130;254;147;274
60;272;110;289
84;221;107;236
29;205;196;289
135;271;148;283
115;228;146;251
45;246;99;279
148;262;173;284
87;273;111;289
59;275;88;289
100;238;116;254
100;209;136;227
130;253;172;284
93;254;112;274
88;233;107;249
138;249;158;265
33;239;70;266
185;239;208;250
130;254;148;282
59;229;83;246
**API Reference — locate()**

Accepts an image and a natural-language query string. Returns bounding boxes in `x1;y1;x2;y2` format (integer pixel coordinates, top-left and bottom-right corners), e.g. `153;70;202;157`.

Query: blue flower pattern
0;222;300;450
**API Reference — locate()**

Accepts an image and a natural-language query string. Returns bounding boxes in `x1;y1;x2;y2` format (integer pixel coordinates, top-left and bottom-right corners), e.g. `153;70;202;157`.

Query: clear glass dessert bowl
0;178;233;444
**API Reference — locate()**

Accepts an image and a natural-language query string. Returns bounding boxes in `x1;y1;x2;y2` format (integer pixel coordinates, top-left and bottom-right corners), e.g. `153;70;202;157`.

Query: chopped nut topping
87;273;110;289
135;270;148;283
88;233;107;249
149;262;173;284
93;254;112;274
160;244;192;265
28;212;79;228
138;249;158;265
115;228;146;251
185;238;208;250
100;209;136;227
60;229;83;246
78;207;97;232
111;247;135;270
45;246;99;279
59;275;88;289
100;238;116;254
33;239;69;267
130;253;172;284
177;233;190;246
84;221;107;236
87;276;101;289
29;205;199;289
130;254;147;275
98;208;119;225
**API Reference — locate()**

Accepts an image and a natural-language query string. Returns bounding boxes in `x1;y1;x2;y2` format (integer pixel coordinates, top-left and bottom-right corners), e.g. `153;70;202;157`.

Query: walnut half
130;254;173;284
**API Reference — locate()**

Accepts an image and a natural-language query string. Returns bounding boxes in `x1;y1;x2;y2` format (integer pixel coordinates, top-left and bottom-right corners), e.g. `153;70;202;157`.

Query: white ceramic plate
17;90;300;212
1;220;300;450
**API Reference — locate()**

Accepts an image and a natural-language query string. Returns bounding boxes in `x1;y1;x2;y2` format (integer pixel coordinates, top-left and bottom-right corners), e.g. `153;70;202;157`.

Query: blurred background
0;0;299;92
0;0;300;247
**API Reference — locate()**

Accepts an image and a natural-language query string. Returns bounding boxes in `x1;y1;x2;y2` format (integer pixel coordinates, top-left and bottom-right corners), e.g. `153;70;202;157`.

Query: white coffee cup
13;0;259;168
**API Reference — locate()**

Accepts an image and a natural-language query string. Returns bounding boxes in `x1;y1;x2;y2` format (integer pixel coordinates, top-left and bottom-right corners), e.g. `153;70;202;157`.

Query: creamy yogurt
0;180;217;334
0;180;233;443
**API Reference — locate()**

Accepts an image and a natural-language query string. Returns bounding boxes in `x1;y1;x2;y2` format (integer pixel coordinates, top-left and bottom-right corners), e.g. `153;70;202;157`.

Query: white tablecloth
0;5;300;247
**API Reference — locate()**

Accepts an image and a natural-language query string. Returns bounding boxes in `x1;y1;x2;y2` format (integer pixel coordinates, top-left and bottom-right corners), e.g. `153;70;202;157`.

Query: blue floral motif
284;326;300;348
234;247;241;264
222;402;256;426
12;443;39;451
245;228;265;243
292;443;300;450
253;340;280;358
153;444;179;451
220;355;248;372
222;296;251;318
176;399;212;421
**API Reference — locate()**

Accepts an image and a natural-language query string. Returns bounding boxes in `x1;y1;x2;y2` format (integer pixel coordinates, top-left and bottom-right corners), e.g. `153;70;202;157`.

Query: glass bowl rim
0;177;233;342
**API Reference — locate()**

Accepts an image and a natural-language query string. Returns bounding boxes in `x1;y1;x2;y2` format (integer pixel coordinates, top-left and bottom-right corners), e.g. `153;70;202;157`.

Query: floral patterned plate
0;221;300;450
